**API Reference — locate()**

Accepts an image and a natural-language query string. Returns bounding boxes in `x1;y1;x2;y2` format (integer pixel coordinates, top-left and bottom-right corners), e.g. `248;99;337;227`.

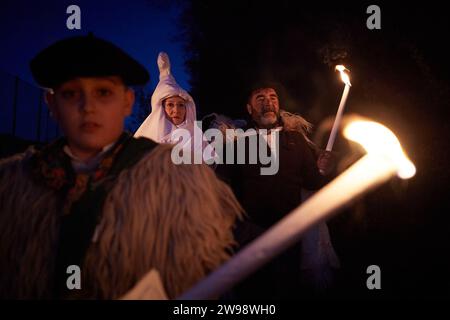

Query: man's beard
257;110;280;129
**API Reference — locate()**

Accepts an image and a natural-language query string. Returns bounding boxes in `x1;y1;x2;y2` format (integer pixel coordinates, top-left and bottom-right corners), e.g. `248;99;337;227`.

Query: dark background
1;0;449;298
180;1;450;298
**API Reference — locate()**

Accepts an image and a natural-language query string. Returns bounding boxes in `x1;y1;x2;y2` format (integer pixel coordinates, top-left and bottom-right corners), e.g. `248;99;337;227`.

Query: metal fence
0;70;60;143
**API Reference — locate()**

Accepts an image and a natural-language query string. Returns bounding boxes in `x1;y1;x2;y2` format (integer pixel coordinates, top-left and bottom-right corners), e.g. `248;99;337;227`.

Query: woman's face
163;96;186;125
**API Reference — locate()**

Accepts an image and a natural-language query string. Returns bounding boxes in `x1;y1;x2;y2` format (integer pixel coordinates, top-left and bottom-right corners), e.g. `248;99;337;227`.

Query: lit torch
178;117;416;300
326;65;352;152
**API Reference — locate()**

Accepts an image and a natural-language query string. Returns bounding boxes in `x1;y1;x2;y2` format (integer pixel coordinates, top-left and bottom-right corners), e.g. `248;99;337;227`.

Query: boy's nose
79;93;96;112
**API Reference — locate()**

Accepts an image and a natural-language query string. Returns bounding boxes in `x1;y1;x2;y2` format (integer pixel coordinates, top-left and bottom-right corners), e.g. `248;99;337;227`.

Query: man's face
163;96;187;125
247;87;280;129
46;76;134;159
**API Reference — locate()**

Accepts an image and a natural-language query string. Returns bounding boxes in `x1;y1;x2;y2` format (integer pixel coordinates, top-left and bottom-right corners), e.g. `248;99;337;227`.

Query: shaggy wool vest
0;140;242;299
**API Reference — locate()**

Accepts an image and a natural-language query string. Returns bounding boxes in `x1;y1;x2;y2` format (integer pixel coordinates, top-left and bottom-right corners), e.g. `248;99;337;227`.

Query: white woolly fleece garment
0;144;243;299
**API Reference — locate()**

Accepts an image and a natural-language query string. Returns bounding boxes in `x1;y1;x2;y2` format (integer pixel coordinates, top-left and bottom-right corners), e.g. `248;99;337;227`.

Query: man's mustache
262;106;277;114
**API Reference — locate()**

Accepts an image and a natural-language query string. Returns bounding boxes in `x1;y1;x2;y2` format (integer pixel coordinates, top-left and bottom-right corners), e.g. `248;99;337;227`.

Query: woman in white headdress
134;52;197;143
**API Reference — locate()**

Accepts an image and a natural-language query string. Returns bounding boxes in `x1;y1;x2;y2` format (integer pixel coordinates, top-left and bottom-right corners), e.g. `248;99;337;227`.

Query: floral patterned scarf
30;132;131;215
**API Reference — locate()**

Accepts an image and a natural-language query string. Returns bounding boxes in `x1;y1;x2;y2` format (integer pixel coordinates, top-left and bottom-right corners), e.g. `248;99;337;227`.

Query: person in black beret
0;34;243;299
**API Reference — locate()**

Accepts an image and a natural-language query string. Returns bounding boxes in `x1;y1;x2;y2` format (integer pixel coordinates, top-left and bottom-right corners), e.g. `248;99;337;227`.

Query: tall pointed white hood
134;52;196;143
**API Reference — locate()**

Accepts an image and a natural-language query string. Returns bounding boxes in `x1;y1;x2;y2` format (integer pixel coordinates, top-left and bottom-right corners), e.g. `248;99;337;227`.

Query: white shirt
63;142;116;174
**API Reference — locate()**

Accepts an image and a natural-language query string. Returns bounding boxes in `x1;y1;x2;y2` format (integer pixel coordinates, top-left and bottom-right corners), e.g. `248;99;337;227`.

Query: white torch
326;65;352;151
178;117;416;300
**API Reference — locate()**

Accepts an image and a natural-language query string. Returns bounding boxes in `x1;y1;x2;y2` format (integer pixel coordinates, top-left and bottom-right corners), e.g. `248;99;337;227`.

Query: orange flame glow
335;65;351;86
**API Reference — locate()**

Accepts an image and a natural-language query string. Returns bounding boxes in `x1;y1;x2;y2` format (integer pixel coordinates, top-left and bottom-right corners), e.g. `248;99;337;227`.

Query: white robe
134;53;212;161
134;72;196;144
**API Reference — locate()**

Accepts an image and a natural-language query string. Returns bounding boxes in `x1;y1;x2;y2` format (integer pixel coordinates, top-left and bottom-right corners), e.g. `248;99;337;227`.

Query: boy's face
46;76;134;159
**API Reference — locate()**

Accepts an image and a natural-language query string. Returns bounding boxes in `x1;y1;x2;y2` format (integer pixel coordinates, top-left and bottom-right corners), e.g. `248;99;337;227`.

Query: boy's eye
61;90;78;99
97;88;112;97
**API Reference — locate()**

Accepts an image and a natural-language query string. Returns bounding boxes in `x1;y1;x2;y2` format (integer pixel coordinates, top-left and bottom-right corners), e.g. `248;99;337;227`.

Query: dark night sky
0;0;189;140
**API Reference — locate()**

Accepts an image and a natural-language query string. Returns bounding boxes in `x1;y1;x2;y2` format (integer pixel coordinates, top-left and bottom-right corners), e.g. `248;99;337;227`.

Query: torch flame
335;65;351;87
343;120;416;179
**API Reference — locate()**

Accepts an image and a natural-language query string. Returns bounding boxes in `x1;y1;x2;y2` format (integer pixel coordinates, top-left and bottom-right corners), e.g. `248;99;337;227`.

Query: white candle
178;119;415;300
326;65;352;152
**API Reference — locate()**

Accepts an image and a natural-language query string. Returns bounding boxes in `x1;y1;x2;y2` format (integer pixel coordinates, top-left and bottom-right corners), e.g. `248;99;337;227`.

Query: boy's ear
124;88;135;116
45;91;58;120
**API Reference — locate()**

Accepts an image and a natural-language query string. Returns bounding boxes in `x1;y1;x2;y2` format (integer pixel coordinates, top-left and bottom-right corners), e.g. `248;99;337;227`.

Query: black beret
30;33;149;88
